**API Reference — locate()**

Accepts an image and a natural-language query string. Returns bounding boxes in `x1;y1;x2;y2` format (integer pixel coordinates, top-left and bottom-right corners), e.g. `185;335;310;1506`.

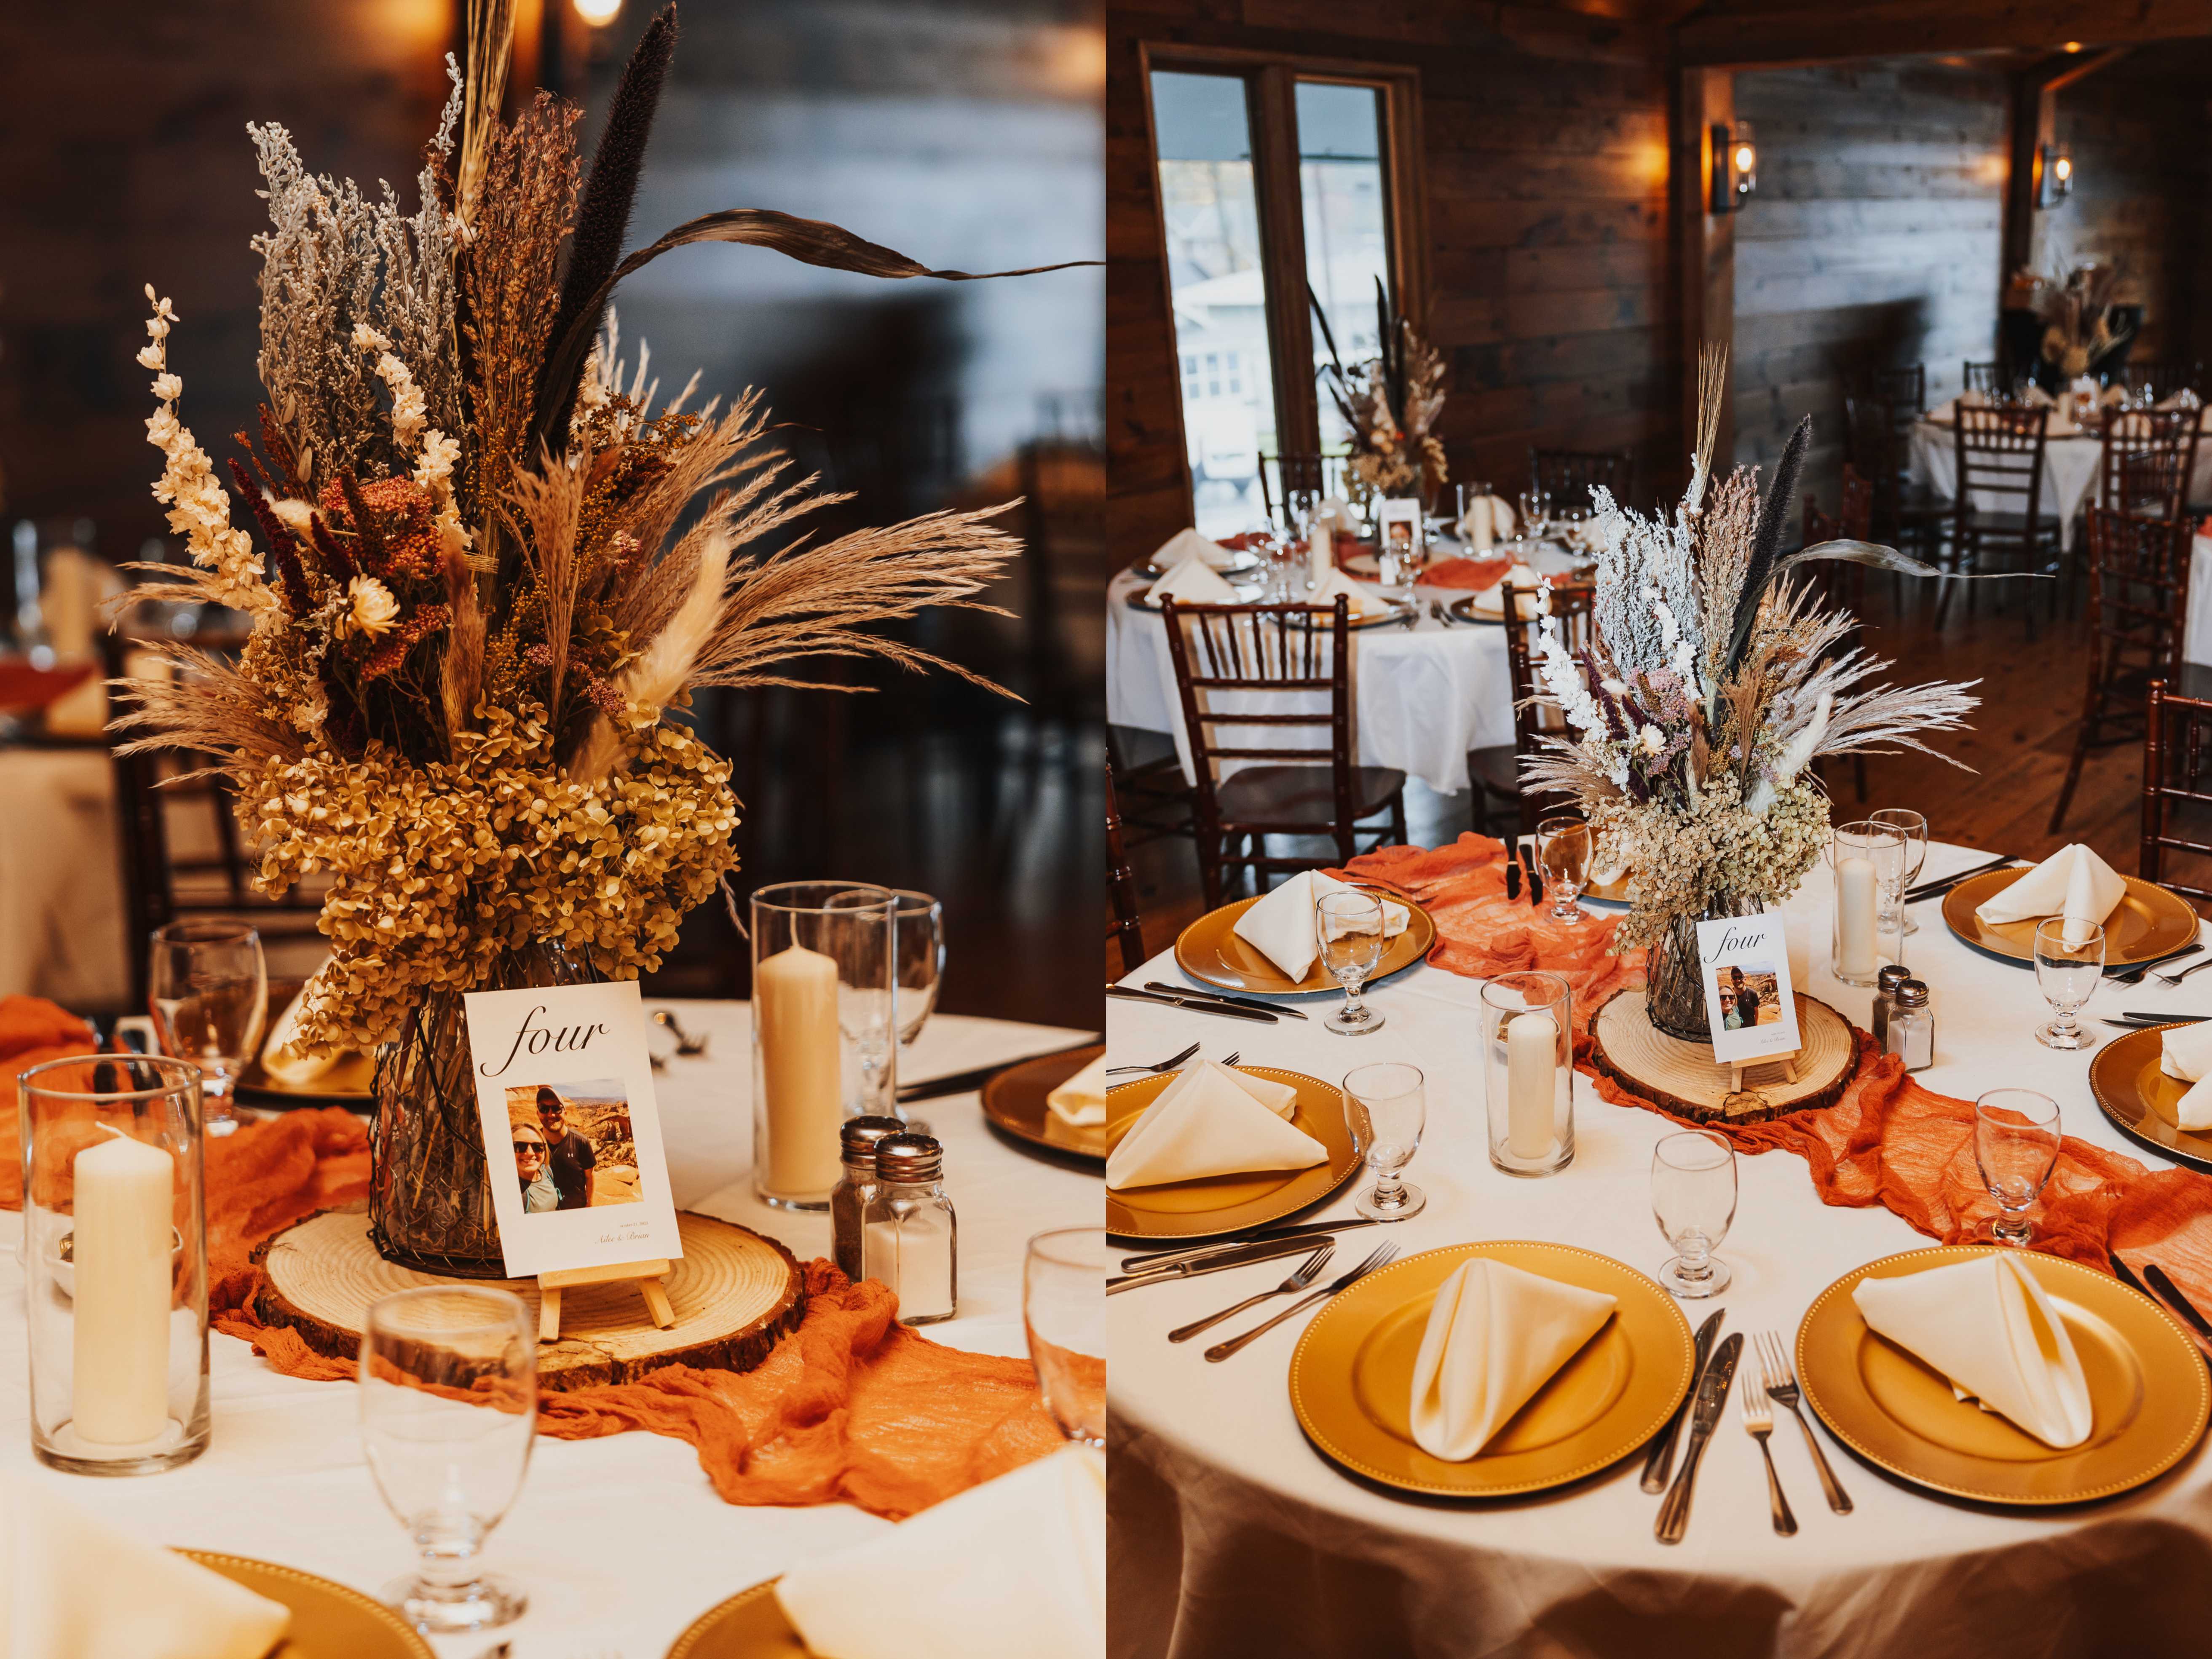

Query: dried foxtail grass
501;454;587;731
456;0;516;230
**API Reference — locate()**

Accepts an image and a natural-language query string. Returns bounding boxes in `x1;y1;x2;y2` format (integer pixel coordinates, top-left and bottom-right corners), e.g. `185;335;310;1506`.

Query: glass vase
370;942;599;1277
1481;972;1574;1177
1645;894;1759;1043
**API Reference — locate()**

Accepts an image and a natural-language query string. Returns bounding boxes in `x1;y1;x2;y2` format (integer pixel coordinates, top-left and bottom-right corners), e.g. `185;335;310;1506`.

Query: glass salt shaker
862;1132;957;1325
1871;963;1911;1049
830;1116;905;1283
1886;978;1934;1073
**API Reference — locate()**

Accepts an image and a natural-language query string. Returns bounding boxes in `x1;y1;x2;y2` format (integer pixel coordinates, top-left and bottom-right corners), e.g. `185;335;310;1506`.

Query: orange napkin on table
1423;556;1514;592
0;995;99;1209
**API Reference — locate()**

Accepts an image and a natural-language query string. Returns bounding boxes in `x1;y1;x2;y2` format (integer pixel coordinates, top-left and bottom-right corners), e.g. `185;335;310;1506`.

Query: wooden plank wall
1108;1;1684;560
1729;58;2008;502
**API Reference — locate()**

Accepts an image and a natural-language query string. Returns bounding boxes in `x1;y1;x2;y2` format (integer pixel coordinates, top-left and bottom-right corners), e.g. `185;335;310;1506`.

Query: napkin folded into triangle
1145;556;1240;608
1046;1054;1108;1128
1231;870;1411;982
1105;1059;1322;1190
1152;527;1235;571
1974;842;2126;948
0;1474;292;1659
1409;1258;1618;1461
777;1445;1105;1659
1852;1253;2093;1448
2160;1023;2212;1130
1306;566;1390;618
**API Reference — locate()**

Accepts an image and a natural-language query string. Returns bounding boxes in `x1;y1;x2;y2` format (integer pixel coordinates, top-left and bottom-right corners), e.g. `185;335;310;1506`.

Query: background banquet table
2;1001;1096;1658
1908;407;2212;553
1109;843;2212;1659
2185;530;2212;670
1105;554;1520;795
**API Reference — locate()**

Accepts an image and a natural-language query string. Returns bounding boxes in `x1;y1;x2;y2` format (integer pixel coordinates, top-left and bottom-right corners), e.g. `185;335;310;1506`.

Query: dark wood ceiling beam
1676;0;2212;68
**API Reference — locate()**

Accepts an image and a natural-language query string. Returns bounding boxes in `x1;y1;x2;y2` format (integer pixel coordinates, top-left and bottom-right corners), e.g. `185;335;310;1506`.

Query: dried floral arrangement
119;3;1078;1054
1520;347;1981;954
2027;243;2132;381
1313;281;1447;506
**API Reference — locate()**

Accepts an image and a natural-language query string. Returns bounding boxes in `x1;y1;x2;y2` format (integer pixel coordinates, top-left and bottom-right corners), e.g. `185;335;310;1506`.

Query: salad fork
1755;1330;1851;1512
1106;1041;1200;1076
1203;1240;1399;1361
1741;1373;1797;1536
1168;1243;1337;1343
2155;954;2212;988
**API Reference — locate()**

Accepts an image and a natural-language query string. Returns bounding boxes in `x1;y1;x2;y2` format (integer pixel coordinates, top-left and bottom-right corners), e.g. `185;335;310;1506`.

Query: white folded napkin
1409;1259;1617;1461
0;1475;292;1659
1455;494;1515;551
1312;496;1356;535
777;1445;1105;1659
1046;1055;1108;1128
1143;556;1239;608
1105;1058;1323;1190
1852;1254;2093;1448
1306;565;1389;618
1152;527;1234;572
1954;390;1987;412
1230;870;1411;982
1974;843;2126;947
2161;1024;2212;1130
1475;562;1548;616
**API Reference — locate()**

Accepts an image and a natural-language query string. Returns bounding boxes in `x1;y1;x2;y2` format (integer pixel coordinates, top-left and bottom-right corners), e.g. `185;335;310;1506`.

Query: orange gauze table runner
1339;836;2212;1339
3;995;1067;1519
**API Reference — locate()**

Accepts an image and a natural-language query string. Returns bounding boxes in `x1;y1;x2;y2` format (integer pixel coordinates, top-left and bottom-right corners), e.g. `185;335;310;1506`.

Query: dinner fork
1741;1374;1798;1536
1168;1243;1337;1343
1755;1330;1852;1513
1203;1240;1400;1362
1106;1041;1200;1076
2155;954;2212;988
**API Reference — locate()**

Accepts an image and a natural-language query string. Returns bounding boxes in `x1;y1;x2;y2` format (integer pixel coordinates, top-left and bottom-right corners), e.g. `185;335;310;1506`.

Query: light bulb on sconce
1709;119;1756;214
2041;142;2074;206
573;0;623;25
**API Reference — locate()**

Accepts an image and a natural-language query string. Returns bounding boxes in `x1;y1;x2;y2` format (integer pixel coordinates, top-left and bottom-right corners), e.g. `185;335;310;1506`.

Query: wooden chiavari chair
1467;582;1597;839
1946;404;2060;639
1844;395;1948;573
1529;448;1635;516
2098;407;2201;522
1258;451;1332;521
1105;752;1148;975
1801;467;1873;800
1849;363;1926;416
2124;361;2206;403
1963;359;2015;399
1159;596;1407;907
2142;680;2212;908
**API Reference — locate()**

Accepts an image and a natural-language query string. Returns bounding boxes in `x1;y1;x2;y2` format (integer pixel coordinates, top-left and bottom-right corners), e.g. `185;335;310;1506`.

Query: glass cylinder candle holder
750;882;897;1211
21;1054;210;1474
1827;821;1904;988
1481;971;1574;1177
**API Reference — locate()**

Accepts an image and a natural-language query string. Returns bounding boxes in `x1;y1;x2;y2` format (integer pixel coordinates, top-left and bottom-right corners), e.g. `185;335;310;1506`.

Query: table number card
463;981;683;1277
1695;912;1802;1066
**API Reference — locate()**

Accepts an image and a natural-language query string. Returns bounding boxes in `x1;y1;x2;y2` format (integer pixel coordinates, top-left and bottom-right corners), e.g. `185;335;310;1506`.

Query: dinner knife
2110;1252;2156;1301
1904;853;2019;903
1106;985;1278;1023
1143;982;1309;1021
1107;1234;1329;1294
2104;1012;2211;1026
1656;1332;1742;1544
1641;1309;1725;1493
2143;1263;2212;1345
894;1040;1104;1103
1119;1215;1387;1273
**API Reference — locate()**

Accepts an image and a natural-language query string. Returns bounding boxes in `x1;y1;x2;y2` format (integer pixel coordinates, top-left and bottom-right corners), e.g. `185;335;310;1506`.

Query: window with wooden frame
1141;49;1425;536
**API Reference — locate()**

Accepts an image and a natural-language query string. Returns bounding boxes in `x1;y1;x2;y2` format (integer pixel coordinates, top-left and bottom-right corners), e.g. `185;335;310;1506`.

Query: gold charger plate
667;1579;811;1658
175;1552;433;1659
1104;1064;1360;1242
980;1044;1106;1164
1173;891;1434;996
1941;869;2200;967
1796;1245;2209;1506
236;1053;375;1107
2089;1024;2212;1173
1288;1241;1694;1497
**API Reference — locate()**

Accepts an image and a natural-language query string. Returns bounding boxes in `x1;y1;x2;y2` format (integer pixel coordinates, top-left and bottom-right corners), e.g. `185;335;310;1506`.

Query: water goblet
147;920;267;1137
889;890;945;1049
1024;1227;1105;1447
1315;889;1387;1036
360;1287;536;1634
1652;1130;1737;1298
2033;918;2104;1050
1343;1062;1426;1220
1536;814;1593;923
1869;808;1928;935
1974;1089;2061;1246
1517;485;1551;546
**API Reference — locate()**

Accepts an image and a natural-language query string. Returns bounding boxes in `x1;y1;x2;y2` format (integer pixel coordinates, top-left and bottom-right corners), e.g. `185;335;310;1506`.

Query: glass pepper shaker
862;1132;957;1325
1886;978;1934;1073
1871;963;1911;1049
830;1116;905;1283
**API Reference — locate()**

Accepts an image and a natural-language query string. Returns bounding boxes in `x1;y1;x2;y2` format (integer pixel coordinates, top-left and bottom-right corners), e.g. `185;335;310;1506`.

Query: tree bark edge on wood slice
253;1209;807;1391
1587;988;1857;1124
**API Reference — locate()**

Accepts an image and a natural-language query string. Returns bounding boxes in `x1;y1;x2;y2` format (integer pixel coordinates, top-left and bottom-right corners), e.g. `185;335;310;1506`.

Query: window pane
1296;81;1393;452
1151;70;1278;537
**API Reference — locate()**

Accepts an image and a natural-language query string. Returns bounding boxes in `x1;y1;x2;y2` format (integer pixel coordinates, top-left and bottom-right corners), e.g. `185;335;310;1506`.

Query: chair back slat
1105;752;1148;974
2143;680;2212;905
2099;407;2201;520
1952;404;2050;526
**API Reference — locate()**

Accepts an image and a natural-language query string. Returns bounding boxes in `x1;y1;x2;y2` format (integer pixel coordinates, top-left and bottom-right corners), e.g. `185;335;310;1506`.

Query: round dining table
2;1000;1097;1657
1108;843;2212;1659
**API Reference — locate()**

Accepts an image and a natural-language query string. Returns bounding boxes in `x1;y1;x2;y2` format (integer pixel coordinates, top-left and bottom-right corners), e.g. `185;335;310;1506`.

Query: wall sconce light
2040;143;2074;207
1710;120;1757;214
573;0;623;25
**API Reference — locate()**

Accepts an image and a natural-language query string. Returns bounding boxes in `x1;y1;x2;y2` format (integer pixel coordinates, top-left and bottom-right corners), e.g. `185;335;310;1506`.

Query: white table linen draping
0;748;128;1005
1909;412;2212;555
1105;559;1517;796
3;1003;1097;1658
1109;843;2212;1659
2185;532;2212;669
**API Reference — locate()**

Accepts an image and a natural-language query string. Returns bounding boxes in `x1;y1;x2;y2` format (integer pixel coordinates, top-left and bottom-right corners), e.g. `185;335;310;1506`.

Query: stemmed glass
1024;1228;1105;1447
1343;1062;1426;1220
1974;1089;2062;1246
889;890;944;1050
1870;809;1928;935
147;920;267;1137
822;887;900;1116
1315;889;1387;1036
1652;1130;1737;1298
360;1287;536;1634
1517;485;1551;547
2033;918;2105;1050
1536;814;1593;923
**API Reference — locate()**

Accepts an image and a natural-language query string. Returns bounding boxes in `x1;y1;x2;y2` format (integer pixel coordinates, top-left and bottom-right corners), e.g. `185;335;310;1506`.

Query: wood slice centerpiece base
254;1210;806;1391
1588;990;1857;1124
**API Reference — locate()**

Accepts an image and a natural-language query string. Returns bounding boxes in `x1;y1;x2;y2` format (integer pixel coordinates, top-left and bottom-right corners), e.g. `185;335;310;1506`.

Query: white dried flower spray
140;287;270;611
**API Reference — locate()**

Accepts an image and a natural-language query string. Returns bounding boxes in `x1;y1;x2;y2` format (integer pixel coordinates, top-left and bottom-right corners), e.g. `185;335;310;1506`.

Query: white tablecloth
1910;412;2212;554
3;1002;1097;1657
2186;533;2212;669
1105;559;1518;796
0;748;127;1005
1109;843;2212;1659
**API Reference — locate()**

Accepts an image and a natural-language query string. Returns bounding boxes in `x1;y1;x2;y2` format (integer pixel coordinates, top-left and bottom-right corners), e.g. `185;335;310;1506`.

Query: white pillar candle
1308;519;1334;587
1505;1011;1559;1160
1469;498;1494;553
757;942;844;1198
70;1126;174;1446
1837;856;1879;979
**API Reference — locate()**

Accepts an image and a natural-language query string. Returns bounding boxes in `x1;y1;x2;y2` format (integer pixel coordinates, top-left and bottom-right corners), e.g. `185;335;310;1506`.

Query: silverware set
1203;1241;1400;1362
2111;1252;2212;1342
1652;1318;1852;1543
1107;984;1279;1022
2108;945;2210;986
1107;1231;1323;1294
1169;1243;1337;1342
1903;853;2021;904
1106;1041;1201;1076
